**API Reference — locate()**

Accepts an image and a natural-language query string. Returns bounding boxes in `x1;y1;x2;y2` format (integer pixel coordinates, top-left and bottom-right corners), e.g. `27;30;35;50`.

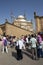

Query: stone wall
5;23;33;37
34;12;43;32
35;17;41;32
0;28;3;35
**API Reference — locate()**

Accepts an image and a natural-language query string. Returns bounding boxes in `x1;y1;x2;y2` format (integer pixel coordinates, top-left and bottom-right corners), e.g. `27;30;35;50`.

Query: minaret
24;12;26;20
34;12;36;18
10;11;15;23
34;12;37;33
5;19;8;23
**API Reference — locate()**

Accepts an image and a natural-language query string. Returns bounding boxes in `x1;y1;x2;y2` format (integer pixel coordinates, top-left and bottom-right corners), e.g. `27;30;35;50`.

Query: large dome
18;15;25;19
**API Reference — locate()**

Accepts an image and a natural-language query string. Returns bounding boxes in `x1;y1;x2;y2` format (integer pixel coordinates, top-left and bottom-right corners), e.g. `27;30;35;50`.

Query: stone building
34;12;43;33
0;15;33;37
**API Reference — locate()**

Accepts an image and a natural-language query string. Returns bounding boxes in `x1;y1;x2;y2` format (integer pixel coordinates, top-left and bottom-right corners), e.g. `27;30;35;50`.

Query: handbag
15;45;19;50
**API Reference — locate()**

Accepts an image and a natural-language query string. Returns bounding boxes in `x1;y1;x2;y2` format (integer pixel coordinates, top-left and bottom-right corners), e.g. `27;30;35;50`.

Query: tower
10;10;15;23
34;12;42;33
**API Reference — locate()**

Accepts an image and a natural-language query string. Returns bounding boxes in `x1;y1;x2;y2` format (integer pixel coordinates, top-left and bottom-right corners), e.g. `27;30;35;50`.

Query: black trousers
37;48;43;58
17;49;23;60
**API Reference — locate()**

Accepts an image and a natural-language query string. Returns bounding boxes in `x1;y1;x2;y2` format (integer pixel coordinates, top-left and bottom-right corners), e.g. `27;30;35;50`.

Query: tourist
15;37;25;60
2;36;8;53
37;33;43;58
30;34;37;60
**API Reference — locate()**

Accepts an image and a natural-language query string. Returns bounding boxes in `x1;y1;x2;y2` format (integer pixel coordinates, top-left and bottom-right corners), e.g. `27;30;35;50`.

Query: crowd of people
0;32;43;61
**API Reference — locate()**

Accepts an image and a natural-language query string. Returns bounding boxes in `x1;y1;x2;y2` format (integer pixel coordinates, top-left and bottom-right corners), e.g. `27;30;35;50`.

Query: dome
18;15;25;19
14;15;27;22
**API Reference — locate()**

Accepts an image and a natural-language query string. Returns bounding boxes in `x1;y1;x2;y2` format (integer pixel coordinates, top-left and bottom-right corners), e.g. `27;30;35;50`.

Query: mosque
0;15;34;37
0;12;43;38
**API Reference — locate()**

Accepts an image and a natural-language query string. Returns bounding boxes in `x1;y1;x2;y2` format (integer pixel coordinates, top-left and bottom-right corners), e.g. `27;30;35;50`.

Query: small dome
18;15;25;19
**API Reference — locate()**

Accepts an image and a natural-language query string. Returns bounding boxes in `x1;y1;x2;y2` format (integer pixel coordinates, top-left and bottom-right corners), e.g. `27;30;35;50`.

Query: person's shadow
12;48;32;60
12;51;17;59
23;48;32;59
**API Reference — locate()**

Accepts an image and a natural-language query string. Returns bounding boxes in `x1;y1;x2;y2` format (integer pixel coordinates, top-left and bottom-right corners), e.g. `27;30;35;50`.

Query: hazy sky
0;0;43;24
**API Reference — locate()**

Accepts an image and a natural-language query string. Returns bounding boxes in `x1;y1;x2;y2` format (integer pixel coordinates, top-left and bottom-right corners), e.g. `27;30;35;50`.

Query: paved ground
0;42;43;65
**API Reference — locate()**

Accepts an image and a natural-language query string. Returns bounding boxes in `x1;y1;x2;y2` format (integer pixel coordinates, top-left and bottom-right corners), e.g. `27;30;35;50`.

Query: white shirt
26;37;29;43
30;37;37;48
16;39;25;49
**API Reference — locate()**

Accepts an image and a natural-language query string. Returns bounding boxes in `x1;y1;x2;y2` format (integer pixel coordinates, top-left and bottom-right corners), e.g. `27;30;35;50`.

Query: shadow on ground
12;51;17;60
23;48;32;59
12;48;32;60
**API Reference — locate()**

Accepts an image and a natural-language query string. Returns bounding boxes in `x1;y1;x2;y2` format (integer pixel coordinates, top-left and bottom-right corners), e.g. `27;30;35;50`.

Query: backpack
15;41;19;50
4;39;7;46
15;45;19;50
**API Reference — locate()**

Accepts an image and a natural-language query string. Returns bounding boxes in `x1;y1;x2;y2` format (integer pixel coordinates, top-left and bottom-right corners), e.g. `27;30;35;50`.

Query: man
16;37;25;60
30;34;37;60
37;33;43;58
2;36;8;53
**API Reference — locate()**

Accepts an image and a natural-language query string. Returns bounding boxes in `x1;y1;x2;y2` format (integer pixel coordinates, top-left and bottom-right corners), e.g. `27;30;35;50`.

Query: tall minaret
24;12;26;20
10;10;15;23
34;12;36;18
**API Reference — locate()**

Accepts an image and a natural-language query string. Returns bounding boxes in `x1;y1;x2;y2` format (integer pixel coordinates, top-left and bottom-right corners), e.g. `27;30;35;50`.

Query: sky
0;0;43;24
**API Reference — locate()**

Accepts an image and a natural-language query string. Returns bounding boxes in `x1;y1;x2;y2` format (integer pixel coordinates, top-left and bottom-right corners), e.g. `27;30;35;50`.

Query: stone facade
34;12;43;33
0;15;33;37
5;23;33;37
